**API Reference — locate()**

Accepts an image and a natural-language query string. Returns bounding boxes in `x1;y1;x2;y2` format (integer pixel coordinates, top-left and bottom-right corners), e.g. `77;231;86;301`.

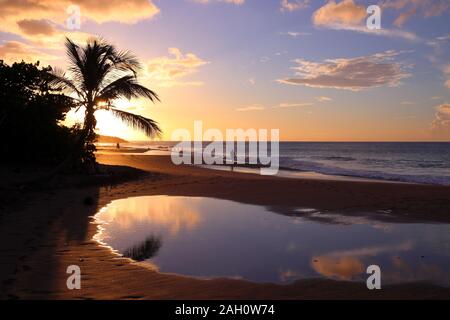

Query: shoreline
97;147;450;186
198;164;414;185
1;154;450;299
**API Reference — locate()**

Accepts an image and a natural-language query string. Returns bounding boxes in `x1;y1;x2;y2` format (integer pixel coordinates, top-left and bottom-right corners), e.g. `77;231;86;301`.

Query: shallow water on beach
93;196;450;286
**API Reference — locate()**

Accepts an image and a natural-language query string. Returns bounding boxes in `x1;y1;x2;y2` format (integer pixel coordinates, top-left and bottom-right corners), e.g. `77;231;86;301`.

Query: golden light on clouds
0;0;159;34
312;242;413;280
0;0;160;63
431;103;450;139
95;196;202;237
312;0;419;40
313;0;366;27
0;40;58;65
312;256;365;280
144;48;209;88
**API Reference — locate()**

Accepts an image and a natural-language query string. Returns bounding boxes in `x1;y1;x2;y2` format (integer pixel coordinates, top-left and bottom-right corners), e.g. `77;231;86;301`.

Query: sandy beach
1;154;449;300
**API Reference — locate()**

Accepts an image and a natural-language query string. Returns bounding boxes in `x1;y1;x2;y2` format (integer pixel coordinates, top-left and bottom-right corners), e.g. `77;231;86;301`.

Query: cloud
431;103;450;138
0;27;94;66
312;0;419;41
443;64;450;88
279;269;304;282
312;242;413;280
236;102;313;111
191;0;245;5
280;0;310;12
0;0;160;63
436;34;450;41
77;0;159;24
17;19;57;36
144;48;209;87
380;0;450;27
279;31;311;38
315;96;332;102
0;40;59;65
0;0;159;32
272;102;313;108
278;50;411;91
236;104;265;112
312;256;365;280
313;0;366;26
275;51;288;56
426;36;450;89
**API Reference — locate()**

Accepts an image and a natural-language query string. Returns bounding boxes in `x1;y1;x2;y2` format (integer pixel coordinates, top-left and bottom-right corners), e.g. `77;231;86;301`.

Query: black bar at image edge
0;300;447;318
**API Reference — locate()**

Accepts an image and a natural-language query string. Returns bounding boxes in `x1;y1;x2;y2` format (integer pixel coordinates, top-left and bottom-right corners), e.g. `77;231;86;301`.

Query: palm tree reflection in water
123;235;162;262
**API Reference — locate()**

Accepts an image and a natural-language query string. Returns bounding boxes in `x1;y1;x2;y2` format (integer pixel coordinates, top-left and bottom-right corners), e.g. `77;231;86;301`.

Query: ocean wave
280;158;450;185
311;156;356;162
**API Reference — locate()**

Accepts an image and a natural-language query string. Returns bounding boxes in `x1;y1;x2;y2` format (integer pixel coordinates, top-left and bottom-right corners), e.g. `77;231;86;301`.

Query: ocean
277;142;450;185
104;142;450;185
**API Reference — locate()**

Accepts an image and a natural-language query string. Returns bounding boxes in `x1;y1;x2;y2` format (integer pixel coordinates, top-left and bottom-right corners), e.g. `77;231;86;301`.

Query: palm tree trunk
64;104;97;169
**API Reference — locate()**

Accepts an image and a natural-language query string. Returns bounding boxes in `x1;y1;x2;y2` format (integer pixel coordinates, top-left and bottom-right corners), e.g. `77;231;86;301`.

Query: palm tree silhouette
50;37;161;167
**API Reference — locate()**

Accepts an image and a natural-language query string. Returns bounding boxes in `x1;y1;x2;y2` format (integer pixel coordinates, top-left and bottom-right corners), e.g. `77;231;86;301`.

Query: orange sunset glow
1;0;448;141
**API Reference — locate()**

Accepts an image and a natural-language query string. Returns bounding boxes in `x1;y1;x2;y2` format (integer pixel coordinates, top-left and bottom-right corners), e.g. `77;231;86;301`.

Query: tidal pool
93;196;450;286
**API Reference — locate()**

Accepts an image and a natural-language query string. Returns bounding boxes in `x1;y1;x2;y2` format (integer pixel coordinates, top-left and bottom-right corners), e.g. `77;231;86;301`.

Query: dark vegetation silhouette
0;60;79;164
0;37;161;171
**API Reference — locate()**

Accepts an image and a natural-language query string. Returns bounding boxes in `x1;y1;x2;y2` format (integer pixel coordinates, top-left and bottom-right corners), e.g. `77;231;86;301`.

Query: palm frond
65;38;87;88
47;68;83;98
95;38;141;74
97;75;159;103
96;48;141;87
109;108;161;138
111;50;141;74
65;38;83;68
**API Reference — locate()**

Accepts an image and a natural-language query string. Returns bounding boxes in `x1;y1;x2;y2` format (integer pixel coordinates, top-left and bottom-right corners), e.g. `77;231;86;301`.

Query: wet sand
1;154;450;300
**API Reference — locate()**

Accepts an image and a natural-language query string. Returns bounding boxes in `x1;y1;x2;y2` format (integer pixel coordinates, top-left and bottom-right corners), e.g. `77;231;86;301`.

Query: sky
0;0;449;141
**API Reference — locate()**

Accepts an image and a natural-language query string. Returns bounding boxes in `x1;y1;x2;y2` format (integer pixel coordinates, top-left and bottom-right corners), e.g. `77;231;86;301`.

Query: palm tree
50;37;161;167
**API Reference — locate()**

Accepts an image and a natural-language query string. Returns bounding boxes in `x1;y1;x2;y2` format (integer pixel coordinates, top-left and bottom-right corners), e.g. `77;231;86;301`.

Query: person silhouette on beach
230;149;236;171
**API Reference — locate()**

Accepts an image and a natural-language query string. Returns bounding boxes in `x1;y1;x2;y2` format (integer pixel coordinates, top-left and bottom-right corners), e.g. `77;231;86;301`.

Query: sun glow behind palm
65;98;153;140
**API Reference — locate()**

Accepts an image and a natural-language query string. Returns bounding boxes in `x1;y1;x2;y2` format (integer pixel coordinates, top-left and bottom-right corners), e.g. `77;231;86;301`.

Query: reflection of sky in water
94;196;450;286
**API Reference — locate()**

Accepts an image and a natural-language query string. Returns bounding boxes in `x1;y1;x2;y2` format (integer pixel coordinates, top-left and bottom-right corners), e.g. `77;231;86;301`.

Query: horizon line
124;140;450;143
